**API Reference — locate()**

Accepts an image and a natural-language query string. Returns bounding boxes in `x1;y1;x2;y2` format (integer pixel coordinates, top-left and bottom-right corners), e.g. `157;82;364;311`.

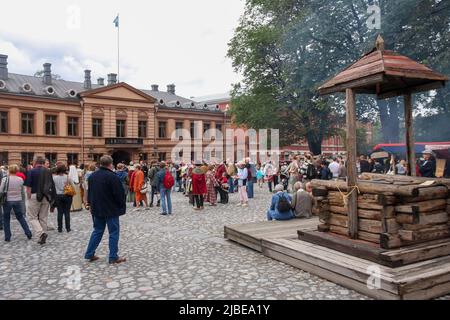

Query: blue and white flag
113;14;119;28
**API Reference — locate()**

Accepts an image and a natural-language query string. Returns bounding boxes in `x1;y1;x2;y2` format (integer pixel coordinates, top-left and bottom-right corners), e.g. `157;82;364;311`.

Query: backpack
277;193;291;213
163;170;175;189
306;163;316;180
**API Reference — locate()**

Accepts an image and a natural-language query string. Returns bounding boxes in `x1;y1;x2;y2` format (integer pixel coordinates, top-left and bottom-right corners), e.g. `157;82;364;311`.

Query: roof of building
318;36;449;99
0;73;101;100
0;69;223;113
191;92;231;104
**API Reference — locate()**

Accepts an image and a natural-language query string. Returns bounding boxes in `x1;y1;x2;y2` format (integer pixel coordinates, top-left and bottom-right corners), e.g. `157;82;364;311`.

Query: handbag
140;182;148;194
0;176;9;205
63;176;76;197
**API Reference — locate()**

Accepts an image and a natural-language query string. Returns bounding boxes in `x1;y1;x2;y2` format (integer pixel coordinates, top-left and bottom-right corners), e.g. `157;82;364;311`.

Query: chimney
167;84;176;94
97;78;105;86
43;63;52;85
151;84;159;91
84;70;92;89
0;54;8;80
107;73;117;86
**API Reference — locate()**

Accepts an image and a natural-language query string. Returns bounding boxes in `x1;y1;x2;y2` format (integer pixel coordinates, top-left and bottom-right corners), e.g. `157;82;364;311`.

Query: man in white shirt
328;158;340;179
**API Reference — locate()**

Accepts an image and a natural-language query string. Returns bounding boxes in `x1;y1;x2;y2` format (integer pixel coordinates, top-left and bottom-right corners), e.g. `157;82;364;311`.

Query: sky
0;0;245;98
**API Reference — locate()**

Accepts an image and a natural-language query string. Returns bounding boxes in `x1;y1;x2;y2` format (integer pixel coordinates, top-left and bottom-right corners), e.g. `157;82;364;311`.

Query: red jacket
192;168;207;195
215;164;226;180
129;171;137;192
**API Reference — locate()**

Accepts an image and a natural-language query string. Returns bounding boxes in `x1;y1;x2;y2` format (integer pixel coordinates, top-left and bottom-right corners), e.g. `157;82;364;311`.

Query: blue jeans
160;187;172;214
247;179;254;199
0;205;3;230
228;177;234;193
85;216;120;263
2;201;32;241
267;210;294;221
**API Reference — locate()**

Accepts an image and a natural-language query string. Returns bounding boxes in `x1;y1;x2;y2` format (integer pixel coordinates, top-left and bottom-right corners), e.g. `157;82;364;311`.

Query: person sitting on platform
291;182;313;219
266;184;294;221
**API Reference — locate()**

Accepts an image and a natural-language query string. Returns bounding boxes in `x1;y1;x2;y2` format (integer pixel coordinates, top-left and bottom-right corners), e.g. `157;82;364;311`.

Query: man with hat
419;150;436;178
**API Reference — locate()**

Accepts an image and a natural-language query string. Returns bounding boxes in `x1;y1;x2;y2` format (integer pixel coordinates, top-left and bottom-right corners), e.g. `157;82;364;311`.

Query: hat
194;160;202;166
423;149;434;155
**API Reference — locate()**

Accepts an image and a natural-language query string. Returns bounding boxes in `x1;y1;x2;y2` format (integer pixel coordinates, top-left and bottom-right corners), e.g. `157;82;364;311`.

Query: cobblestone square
0;187;369;300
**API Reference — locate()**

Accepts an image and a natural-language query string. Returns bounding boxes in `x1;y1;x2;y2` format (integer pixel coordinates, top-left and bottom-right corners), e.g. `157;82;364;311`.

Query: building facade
0;54;230;166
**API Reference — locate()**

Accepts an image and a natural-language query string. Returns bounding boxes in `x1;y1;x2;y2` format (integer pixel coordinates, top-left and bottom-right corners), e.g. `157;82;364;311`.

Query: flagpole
117;13;120;82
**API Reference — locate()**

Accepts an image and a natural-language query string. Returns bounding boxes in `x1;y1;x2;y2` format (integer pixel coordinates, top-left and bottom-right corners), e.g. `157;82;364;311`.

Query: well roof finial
375;34;385;51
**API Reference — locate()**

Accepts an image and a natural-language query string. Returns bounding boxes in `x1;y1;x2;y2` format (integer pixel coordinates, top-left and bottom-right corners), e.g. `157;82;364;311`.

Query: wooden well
298;36;450;267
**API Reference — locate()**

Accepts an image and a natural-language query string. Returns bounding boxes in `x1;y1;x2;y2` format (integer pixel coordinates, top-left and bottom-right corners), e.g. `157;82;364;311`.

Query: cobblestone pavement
0;187;390;300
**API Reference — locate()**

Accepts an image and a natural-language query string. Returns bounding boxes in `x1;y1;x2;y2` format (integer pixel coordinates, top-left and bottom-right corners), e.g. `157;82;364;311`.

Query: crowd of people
0;149;447;263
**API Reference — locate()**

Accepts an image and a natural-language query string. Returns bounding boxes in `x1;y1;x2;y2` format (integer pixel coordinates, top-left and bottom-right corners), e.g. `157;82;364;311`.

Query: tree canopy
228;0;450;154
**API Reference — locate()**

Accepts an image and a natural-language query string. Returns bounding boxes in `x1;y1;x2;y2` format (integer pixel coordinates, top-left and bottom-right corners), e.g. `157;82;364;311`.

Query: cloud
0;0;245;97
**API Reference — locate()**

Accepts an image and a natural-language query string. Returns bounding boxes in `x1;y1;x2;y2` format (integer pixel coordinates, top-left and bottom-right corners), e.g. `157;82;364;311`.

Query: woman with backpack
53;163;76;233
0;164;33;242
156;161;174;215
267;184;295;221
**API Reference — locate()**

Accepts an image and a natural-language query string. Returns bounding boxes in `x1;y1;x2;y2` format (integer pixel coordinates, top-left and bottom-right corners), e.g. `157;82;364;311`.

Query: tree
228;0;450;152
34;70;62;80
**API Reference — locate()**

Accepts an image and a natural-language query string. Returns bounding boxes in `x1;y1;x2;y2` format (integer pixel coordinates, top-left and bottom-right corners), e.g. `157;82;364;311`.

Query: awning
372;142;450;158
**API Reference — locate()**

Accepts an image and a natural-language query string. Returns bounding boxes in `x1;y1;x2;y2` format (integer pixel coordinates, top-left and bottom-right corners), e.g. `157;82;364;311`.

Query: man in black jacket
419;150;436;178
85;155;127;264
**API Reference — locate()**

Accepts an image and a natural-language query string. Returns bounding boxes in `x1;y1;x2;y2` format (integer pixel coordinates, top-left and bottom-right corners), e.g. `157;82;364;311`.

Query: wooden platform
298;230;450;268
224;219;450;300
224;218;319;252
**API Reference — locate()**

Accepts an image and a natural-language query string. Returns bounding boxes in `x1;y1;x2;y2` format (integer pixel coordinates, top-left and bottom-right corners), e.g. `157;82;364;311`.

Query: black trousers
55;194;73;231
150;186;160;206
193;195;204;208
216;186;228;204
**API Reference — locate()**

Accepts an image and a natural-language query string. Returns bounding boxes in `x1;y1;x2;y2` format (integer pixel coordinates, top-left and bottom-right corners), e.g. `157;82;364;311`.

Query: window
0;152;8;165
21;113;34;135
158;152;166;162
190;122;195;139
138;120;147;138
175;122;183;139
68;117;79;136
0;112;7;133
158;121;167;138
93;154;103;163
45;115;57;136
67;153;78;165
21;152;34;167
116;120;126;138
203;123;211;138
139;153;148;162
92;118;103;137
45;153;57;166
216;124;222;135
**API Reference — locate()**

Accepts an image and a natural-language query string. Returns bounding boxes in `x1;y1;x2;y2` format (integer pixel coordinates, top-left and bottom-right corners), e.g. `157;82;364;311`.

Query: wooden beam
346;88;358;239
404;93;416;177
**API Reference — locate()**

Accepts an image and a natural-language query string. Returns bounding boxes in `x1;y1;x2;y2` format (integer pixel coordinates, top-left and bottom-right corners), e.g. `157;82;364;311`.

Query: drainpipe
81;100;85;165
154;105;158;160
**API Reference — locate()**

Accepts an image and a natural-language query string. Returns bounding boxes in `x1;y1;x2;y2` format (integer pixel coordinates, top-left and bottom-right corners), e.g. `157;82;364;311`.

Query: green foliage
228;0;450;152
34;70;62;80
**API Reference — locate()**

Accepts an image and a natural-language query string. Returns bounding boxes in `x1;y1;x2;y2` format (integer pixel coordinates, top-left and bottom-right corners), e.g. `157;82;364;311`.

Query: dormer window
67;89;77;98
45;86;55;95
0;80;6;90
22;83;32;93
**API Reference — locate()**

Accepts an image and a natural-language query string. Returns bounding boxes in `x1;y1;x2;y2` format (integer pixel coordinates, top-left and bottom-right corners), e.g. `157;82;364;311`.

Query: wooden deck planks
224;219;450;299
224;218;319;252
